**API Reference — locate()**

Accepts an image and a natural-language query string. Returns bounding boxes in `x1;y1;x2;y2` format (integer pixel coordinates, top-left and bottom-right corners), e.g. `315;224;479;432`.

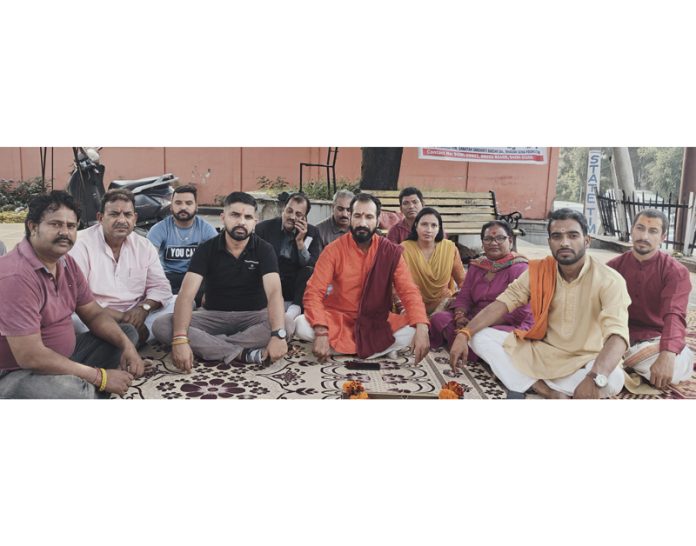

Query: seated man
449;208;631;399
608;209;694;389
295;193;430;363
0;191;142;399
255;192;323;321
70;188;174;345
152;191;293;369
147;184;217;296
386;186;424;244
315;189;354;246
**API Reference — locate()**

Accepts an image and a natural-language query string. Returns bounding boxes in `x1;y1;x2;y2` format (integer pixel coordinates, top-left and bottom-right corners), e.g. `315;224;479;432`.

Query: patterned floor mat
115;311;696;400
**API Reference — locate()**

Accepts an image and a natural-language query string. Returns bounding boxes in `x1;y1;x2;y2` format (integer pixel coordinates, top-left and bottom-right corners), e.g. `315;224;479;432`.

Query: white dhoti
470;328;624;398
624;339;694;385
294;314;415;359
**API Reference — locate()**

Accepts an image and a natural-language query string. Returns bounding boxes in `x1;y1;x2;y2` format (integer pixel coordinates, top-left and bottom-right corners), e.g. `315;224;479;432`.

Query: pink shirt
69;225;172;312
0;239;94;370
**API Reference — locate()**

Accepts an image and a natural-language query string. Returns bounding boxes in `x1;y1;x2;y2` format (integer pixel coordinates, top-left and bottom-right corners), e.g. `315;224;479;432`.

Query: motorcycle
67;147;176;231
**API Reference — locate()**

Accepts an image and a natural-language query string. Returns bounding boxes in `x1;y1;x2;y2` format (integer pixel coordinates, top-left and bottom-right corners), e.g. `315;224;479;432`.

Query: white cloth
294;314;415;359
470;328;624;397
625;340;694;384
72;298;177;342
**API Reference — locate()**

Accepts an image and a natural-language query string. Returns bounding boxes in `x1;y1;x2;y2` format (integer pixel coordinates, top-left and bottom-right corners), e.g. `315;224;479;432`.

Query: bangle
456;327;473;340
93;367;101;387
172;336;189;342
314;332;329;337
171;339;190;346
173;332;188;337
98;369;108;392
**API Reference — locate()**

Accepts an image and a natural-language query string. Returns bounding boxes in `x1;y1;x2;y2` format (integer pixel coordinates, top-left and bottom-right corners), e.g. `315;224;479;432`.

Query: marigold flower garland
342;380;369;399
438;381;464;399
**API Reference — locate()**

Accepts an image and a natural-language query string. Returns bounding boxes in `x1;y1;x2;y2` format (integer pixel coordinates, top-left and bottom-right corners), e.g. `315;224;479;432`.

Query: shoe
506;390;526;399
239;348;266;365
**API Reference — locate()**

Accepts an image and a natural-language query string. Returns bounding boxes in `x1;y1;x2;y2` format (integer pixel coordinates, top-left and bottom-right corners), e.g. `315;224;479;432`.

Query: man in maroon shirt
0;191;143;398
607;209;694;389
386;187;424;244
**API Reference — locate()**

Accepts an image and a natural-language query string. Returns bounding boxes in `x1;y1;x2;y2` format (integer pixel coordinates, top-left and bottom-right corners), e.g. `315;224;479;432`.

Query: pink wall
0;147;558;219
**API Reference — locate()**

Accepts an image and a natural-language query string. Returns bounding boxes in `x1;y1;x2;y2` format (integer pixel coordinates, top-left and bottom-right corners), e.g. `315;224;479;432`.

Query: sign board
584;149;602;235
418;147;547;164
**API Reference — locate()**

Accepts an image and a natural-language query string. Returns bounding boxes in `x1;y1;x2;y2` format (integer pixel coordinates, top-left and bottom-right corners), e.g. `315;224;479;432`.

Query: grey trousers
152;308;295;364
0;324;139;399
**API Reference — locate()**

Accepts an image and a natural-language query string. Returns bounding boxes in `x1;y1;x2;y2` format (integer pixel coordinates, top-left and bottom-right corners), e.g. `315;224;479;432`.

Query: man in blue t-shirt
147;184;218;296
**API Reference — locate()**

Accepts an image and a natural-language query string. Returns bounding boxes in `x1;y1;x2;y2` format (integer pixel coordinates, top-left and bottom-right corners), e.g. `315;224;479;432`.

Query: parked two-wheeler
66;147;176;231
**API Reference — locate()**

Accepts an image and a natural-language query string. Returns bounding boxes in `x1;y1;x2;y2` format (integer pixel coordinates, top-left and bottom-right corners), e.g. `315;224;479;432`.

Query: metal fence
596;190;689;250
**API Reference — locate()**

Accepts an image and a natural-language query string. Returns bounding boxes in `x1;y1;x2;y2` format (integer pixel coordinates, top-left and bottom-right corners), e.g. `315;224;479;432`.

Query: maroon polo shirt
607;250;691;354
0;239;94;371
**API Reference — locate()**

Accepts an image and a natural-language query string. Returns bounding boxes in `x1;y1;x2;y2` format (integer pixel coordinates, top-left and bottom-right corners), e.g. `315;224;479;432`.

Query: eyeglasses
482;235;509;244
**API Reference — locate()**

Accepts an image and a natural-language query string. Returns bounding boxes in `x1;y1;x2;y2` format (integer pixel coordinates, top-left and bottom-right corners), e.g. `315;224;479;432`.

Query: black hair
547;208;588;237
100;188;135;214
25;190;81;238
406;207;445;242
633;208;668;235
223;191;257;210
350;193;382;218
284;192;311;215
173;184;198;199
480;219;513;240
398;186;424;206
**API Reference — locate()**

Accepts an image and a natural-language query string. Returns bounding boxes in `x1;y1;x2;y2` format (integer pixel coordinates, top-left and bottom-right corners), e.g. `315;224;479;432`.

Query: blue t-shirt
147;216;218;274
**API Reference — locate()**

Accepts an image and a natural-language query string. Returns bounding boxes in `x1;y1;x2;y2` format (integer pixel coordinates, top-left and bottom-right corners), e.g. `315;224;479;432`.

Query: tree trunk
360;147;403;190
612;147;636;196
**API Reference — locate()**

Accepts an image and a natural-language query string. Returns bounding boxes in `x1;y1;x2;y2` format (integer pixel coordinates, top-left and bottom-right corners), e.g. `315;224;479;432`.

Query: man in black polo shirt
152;192;293;369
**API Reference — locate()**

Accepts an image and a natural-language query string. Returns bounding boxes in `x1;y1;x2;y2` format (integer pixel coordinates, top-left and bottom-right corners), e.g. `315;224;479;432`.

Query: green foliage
291;178;360;201
0;211;27;223
256;175;290;194
0;177;47;210
634;147;683;197
555;148;684;202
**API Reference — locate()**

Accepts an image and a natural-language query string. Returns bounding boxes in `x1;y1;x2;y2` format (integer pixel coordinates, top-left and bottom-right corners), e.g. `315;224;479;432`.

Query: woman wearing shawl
400;208;466;315
429;220;533;360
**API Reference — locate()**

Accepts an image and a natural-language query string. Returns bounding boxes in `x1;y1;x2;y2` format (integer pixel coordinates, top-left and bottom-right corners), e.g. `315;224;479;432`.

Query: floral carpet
115;311;696;400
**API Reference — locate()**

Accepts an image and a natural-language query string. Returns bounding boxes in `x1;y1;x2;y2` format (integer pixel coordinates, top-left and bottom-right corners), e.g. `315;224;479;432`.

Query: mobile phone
345;361;381;371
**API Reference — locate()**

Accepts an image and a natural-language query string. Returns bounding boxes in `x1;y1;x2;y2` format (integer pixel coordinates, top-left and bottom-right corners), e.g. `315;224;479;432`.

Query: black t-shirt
188;232;279;311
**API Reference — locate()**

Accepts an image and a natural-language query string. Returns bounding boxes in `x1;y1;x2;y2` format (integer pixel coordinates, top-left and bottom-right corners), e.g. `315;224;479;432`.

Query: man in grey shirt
315;189;354;246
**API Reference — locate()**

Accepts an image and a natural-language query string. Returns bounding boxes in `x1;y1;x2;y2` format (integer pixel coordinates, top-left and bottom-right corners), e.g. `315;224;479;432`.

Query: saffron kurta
303;233;428;355
496;255;631;379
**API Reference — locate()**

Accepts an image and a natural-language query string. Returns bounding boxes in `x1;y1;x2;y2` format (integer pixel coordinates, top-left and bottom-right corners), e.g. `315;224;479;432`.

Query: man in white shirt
70;188;174;345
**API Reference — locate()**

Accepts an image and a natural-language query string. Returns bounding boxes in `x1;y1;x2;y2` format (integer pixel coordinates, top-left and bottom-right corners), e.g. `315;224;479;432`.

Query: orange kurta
303;233;429;355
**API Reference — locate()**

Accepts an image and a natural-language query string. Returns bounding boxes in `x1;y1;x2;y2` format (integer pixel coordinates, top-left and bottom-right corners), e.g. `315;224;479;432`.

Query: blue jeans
0;324;138;399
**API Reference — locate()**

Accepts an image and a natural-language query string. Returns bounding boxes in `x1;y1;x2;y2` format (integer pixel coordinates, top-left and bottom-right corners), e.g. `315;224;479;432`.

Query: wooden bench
369;190;526;244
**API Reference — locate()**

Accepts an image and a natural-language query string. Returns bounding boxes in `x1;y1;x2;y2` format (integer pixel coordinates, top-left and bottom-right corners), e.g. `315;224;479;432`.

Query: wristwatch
587;371;608;388
271;328;287;340
140;303;152;312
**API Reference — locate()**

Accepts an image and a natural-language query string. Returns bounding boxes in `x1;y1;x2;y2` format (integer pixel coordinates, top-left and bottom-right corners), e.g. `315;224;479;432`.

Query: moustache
53;237;74;245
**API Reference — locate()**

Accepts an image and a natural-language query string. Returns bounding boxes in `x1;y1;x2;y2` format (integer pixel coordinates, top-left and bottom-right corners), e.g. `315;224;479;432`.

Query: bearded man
147;184;218;295
152;192;293;369
295;193;430;363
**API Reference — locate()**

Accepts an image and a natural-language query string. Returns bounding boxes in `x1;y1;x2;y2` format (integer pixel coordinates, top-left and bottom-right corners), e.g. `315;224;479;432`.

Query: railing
596;190;691;250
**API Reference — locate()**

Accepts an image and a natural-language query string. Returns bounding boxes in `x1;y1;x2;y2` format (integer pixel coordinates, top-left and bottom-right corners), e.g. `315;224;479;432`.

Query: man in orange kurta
295;194;430;363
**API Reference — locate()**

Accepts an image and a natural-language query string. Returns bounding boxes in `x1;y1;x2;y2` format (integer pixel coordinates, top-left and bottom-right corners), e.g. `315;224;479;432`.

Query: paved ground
3;220;696;308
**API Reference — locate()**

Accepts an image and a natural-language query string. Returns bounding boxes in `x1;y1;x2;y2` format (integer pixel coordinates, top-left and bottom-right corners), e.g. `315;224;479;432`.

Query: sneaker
239;348;266;365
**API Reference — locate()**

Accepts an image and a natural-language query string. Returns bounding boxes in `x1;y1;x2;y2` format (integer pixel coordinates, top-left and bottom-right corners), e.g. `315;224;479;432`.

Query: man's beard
350;225;375;244
227;226;250;241
553;246;585;266
632;240;654;255
173;210;195;221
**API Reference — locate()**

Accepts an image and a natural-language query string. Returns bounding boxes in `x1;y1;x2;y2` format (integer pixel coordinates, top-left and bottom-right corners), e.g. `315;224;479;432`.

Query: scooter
66;147;176;231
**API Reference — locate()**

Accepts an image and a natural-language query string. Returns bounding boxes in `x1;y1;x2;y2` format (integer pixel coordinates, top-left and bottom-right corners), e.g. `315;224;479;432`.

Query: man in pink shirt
608;209;694;389
0;191;142;398
70;189;173;345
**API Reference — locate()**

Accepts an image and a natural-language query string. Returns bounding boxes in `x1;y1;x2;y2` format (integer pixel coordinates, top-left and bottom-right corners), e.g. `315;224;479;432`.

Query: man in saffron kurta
449;209;631;399
607;209;694;389
296;194;430;362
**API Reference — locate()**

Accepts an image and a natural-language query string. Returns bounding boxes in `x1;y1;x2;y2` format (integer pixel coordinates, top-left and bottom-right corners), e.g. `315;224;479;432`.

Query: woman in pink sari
429;220;533;361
